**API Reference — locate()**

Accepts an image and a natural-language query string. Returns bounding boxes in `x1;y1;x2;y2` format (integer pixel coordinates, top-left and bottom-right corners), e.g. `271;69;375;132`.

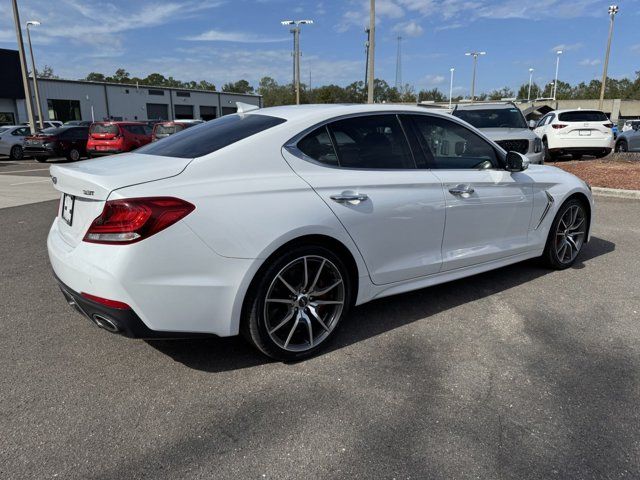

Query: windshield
137;113;286;159
0;127;9;134
558;111;608;122
453;108;527;129
155;124;184;136
90;124;120;135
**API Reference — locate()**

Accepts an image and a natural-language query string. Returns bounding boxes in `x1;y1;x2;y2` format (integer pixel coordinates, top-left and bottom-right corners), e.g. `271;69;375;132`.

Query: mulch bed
548;153;640;190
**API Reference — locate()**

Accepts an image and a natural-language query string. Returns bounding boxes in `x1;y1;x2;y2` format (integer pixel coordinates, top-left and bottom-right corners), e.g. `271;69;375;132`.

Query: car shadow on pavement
146;236;615;372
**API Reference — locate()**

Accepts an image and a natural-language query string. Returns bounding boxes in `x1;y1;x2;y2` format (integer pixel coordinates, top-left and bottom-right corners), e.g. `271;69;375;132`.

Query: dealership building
0;48;262;125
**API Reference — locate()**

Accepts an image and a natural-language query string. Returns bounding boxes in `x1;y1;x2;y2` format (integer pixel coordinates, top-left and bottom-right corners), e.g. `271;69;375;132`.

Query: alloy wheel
616;141;627;152
263;255;345;353
10;145;23;160
554;204;586;264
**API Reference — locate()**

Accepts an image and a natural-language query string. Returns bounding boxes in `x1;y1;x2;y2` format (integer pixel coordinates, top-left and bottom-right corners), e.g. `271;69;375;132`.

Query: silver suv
452;102;544;164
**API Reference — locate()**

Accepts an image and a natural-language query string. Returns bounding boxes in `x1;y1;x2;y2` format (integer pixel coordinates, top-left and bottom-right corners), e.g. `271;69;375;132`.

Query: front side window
137;113;286;159
327;115;414;169
410;115;499;169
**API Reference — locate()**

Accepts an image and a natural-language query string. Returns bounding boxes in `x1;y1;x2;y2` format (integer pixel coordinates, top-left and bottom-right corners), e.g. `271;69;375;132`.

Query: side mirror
529;119;537;129
505;151;530;172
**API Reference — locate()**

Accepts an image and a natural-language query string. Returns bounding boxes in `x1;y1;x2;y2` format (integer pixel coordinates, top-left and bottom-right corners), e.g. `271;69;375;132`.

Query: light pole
448;67;455;109
465;51;485;102
527;68;534;102
599;5;619;110
281;19;313;105
11;0;36;134
364;27;370;88
367;0;375;104
26;20;44;130
552;50;562;101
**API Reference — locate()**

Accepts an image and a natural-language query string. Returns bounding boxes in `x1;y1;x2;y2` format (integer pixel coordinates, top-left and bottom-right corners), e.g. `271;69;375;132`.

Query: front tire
242;245;352;361
9;145;24;160
542;199;588;270
615;140;628;153
66;148;81;162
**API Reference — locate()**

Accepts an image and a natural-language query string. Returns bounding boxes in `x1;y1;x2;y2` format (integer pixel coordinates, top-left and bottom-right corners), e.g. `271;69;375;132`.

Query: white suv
534;109;614;161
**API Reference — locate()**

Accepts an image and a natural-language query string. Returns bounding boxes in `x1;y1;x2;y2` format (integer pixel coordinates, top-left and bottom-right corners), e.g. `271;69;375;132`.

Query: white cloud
393;21;424;37
424;74;445;86
551;43;583;53
631;44;640;54
185;30;289;43
579;58;601;66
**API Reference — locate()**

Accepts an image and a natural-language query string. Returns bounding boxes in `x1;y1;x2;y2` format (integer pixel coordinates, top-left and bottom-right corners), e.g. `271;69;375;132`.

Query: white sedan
0;125;31;159
48;104;593;360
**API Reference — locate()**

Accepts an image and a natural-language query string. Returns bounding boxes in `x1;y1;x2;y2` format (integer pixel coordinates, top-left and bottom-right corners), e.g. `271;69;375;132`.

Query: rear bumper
24;146;56;157
54;275;208;338
87;148;123;156
547;135;614;151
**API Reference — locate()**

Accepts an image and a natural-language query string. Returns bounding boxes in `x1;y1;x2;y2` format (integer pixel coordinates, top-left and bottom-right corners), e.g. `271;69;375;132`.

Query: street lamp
465;51;485;102
599;5;619;110
367;0;375;104
26;20;44;130
281;19;313;105
552;50;562;102
448;67;455;109
527;68;534;102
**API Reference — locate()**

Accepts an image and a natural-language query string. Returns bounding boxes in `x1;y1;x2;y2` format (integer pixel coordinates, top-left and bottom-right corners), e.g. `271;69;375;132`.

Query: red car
87;122;152;157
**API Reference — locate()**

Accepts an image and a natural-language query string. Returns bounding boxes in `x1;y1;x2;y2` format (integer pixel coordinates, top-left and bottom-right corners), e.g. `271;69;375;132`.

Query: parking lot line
9;179;51;186
0;168;51;175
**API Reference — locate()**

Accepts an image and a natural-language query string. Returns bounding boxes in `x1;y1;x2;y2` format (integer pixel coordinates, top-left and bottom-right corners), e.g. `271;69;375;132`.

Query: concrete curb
592;187;640;199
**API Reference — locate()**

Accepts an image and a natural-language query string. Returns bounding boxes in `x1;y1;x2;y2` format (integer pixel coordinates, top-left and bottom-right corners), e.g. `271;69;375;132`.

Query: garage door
174;105;194;119
146;103;169;120
200;106;217;121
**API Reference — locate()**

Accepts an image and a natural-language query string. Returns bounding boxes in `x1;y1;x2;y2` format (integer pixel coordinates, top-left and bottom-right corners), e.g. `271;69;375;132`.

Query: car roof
453;102;518;110
550;109;606;114
245;103;449;123
93;121;146;125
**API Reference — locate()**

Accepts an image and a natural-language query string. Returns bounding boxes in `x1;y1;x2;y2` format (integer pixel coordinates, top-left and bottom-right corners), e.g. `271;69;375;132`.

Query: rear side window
558;111;608;122
137;114;286;159
90;124;120;135
155;124;185;136
297;126;338;166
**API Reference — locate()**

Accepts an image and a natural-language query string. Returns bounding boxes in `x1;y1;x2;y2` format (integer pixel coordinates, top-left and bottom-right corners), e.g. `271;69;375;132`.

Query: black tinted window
453;108;527;129
90;124;119;135
137;114;286;158
411;115;498;169
558;110;608;122
327;115;414;169
297;126;338;166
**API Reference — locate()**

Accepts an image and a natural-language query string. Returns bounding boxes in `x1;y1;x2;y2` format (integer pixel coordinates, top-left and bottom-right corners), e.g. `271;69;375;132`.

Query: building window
176;91;190;97
46;99;81;123
0;112;16;125
146;103;169;120
148;89;165;96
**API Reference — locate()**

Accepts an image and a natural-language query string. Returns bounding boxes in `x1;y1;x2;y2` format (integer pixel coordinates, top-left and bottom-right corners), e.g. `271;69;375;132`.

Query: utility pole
448;68;455;109
11;0;36;134
552;50;562;102
364;27;370;89
465;51;485;103
395;36;402;89
527;68;534;102
26;20;44;130
599;5;619;110
281;19;313;105
367;0;375;104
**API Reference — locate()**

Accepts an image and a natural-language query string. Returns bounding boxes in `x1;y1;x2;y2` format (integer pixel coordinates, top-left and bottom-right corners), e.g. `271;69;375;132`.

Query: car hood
49;153;192;200
479;128;536;141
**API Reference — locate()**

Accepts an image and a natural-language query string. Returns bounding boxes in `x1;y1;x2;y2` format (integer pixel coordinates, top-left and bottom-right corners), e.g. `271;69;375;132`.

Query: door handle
448;184;475;196
330;192;369;204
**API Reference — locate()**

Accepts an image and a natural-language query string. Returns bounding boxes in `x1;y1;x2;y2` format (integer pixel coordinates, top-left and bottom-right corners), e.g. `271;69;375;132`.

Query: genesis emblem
51;176;57;184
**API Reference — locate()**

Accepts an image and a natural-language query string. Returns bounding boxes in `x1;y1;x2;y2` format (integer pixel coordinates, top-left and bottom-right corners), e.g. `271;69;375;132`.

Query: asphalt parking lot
1;159;639;479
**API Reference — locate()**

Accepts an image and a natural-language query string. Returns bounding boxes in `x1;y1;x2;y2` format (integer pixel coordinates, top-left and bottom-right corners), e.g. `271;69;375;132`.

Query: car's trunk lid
50;153;192;247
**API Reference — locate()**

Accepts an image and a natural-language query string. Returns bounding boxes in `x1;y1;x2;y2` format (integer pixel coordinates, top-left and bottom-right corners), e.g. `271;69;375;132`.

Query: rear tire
542;138;552;162
242;245;352;361
615;140;628;152
541;198;588;270
9;145;24;160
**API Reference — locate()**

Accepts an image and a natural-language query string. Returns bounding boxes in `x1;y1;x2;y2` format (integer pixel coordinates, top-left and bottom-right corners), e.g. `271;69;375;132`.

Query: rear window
155;124;185;136
38;127;66;135
558;111;608;122
137;114;286;158
90;124;120;135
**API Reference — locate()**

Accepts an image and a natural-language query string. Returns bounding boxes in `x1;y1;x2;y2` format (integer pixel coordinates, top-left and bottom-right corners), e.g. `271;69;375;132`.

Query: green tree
39;65;58;79
417;88;446;102
488;86;514;100
222;80;255;94
257;77;294;106
85;72;106;82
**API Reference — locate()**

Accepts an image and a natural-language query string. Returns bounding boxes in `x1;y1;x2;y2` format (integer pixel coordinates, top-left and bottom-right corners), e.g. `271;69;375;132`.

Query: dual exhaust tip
91;314;120;333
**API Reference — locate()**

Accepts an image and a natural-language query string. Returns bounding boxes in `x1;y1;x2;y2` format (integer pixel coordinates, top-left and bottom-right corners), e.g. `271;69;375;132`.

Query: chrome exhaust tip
92;314;120;333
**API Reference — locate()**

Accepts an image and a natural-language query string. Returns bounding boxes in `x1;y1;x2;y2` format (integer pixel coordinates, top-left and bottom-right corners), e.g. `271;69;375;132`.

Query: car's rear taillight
83;197;195;245
552;124;568;129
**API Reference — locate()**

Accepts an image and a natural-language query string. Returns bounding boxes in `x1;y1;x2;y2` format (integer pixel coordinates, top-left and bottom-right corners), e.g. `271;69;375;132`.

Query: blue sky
1;0;640;95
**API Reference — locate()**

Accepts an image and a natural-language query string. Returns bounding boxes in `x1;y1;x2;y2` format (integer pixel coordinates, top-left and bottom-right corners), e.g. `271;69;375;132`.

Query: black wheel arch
562;192;592;242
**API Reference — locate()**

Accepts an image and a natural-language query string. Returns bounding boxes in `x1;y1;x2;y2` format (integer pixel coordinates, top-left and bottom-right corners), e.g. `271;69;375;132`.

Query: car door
282;113;446;285
628;125;640;151
408;114;534;271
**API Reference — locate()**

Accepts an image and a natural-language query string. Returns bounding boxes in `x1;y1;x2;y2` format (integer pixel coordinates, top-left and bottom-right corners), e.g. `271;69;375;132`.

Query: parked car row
1;119;207;162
